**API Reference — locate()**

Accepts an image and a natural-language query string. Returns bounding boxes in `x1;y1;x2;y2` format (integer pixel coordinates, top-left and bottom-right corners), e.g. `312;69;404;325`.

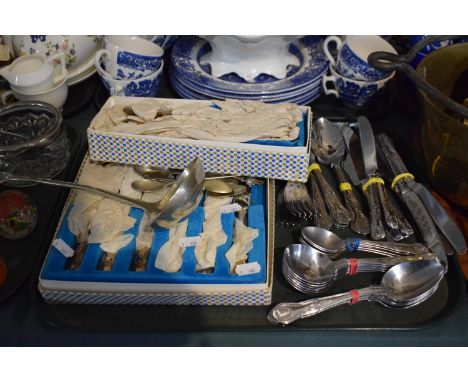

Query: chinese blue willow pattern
114;51;162;80
101;76;161;97
336;44;388;81
335;77;379;106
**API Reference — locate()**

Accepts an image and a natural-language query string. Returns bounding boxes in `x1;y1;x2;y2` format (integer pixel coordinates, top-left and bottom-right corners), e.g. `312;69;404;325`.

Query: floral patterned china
7;35;103;86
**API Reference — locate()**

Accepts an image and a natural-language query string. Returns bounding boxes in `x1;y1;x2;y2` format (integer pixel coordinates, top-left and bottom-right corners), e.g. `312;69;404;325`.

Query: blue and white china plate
171;67;322;100
170;69;321;102
171;36;329;95
172;74;322;105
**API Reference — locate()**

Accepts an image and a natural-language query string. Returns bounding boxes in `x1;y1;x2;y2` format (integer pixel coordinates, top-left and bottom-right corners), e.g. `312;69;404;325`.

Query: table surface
1;72;468;346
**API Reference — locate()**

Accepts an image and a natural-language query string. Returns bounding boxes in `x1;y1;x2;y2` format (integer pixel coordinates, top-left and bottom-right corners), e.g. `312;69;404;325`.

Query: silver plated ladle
0;158;205;229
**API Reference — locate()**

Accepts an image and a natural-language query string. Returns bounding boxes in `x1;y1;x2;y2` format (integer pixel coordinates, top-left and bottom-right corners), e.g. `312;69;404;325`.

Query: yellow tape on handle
308;163;321;174
391;173;414;190
339;182;352;192
361;177;384;193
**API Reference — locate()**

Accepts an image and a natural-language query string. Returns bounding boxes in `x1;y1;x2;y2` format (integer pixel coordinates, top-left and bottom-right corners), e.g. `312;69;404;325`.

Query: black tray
25;74;467;331
0;122;85;303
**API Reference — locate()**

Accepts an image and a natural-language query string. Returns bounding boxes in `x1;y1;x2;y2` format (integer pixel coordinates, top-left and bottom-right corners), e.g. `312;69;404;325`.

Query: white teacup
1;75;69;110
0;52;67;95
95;35;164;80
323;35;397;81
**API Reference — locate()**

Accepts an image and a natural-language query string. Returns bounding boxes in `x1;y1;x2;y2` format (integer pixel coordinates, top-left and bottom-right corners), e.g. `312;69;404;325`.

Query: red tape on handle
349;289;360;305
347;258;358;276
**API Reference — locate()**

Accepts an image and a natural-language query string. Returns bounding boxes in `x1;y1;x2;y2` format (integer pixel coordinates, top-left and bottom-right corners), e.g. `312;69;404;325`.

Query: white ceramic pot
0;52;67;95
199;35;302;82
10;35;102;81
1;74;69;110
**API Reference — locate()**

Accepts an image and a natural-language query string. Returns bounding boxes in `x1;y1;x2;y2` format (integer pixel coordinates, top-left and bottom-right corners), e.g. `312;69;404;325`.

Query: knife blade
357;116;378;176
338;123;361;186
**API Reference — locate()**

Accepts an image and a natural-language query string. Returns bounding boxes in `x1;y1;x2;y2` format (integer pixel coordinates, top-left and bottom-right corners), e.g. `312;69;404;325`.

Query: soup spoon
268;259;445;325
301;226;429;259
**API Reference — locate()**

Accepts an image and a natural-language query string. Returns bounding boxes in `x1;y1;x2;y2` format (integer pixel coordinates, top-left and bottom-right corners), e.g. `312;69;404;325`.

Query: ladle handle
368;35;468;120
268;286;381;325
0;175;155;215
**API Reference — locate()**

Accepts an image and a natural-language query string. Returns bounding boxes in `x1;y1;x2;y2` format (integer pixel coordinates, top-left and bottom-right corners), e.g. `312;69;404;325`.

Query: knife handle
334;166;370;235
411;182;467;255
398;186;447;265
313;166;352;227
376;183;399;230
364;183;386;240
309;172;333;229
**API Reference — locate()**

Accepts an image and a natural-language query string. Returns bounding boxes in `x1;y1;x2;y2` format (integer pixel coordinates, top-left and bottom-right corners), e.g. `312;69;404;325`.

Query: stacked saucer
170;36;329;105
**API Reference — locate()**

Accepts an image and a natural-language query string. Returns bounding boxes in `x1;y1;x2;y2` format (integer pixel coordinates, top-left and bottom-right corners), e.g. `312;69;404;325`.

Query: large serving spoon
283;243;436;294
301;226;429;258
0;158;205;229
268;259;445;325
312;118;370;234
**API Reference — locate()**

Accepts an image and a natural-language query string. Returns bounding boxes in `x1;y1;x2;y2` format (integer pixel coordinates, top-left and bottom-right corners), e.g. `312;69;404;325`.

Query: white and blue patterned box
38;157;275;306
87;96;312;182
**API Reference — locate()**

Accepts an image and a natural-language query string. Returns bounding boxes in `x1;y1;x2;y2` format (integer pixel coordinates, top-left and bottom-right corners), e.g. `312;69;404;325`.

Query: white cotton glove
155;219;189;272
67;162;127;240
194;195;232;271
225;218;259;273
87;199;136;252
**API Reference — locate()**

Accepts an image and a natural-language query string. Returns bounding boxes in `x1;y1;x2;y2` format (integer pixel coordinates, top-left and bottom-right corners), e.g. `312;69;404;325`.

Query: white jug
0;52;67;95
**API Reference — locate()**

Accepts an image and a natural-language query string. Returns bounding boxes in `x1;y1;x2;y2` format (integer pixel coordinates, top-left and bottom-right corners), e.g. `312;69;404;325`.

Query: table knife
356;116;391;240
377;134;466;256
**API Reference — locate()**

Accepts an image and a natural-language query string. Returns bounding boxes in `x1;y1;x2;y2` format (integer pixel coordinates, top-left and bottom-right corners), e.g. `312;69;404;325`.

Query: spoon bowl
379;259;445;305
311;117;346;166
131;179;171;192
301;226;344;254
133;164;175;180
204;179;233;195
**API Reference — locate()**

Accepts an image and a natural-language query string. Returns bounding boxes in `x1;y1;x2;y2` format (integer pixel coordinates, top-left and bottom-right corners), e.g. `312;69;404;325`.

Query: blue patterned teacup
97;57;164;97
322;64;395;108
94;35;164;80
323;35;397;81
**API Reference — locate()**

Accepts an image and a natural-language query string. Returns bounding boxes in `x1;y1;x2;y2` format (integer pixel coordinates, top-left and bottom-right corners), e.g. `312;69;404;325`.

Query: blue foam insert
210;103;306;147
41;184;267;285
